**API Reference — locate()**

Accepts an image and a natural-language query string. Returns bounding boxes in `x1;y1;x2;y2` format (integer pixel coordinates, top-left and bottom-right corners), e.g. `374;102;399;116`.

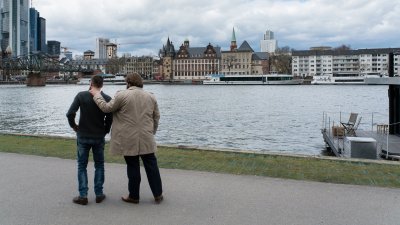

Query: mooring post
388;51;400;135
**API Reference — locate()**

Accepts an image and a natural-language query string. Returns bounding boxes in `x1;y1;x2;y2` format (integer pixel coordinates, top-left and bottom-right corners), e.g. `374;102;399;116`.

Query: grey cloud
36;0;400;56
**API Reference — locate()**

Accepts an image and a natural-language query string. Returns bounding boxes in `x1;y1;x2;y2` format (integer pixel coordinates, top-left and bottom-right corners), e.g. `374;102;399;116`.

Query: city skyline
33;0;400;56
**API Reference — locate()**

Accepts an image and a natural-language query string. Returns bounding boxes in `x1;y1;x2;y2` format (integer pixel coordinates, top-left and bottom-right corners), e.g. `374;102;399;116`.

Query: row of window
175;59;219;64
295;55;399;61
360;54;388;57
177;54;217;58
174;65;218;70
222;58;251;63
174;72;209;76
294;68;400;72
225;72;251;75
222;65;250;69
294;63;389;68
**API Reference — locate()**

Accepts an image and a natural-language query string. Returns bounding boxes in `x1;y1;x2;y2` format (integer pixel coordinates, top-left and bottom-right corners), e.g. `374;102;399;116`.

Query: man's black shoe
96;194;106;203
73;196;88;205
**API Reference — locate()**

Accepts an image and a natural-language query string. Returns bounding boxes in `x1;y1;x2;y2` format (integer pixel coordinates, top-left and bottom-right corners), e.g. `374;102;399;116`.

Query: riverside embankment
1;133;399;188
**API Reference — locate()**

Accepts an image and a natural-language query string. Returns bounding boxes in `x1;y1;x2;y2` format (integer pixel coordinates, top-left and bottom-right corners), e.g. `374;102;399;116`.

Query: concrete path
0;152;399;225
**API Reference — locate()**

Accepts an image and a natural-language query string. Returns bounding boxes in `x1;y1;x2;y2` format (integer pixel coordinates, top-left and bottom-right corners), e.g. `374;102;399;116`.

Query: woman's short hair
91;75;104;88
125;73;143;88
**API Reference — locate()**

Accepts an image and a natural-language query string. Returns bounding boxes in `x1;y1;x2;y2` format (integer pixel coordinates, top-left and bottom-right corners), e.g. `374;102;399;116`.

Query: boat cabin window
266;76;292;81
220;76;263;82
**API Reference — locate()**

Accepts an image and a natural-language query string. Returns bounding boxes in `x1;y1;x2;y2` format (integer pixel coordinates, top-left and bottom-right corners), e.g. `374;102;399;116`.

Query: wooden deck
322;128;400;160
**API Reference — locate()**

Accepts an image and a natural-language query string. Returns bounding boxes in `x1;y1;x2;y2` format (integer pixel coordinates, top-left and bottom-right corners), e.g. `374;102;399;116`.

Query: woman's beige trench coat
93;86;160;156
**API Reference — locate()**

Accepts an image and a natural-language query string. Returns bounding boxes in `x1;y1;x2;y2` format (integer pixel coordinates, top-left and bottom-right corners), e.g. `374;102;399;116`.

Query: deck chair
341;113;358;134
347;116;362;136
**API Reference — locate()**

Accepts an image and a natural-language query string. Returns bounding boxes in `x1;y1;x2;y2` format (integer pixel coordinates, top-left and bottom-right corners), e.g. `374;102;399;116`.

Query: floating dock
321;111;400;160
322;128;400;160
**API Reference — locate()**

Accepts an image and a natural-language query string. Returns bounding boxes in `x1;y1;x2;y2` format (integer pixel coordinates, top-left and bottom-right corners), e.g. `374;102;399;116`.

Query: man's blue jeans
76;136;105;197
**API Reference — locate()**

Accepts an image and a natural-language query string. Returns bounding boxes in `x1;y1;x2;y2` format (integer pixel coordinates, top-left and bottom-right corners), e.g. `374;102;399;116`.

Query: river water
0;84;389;155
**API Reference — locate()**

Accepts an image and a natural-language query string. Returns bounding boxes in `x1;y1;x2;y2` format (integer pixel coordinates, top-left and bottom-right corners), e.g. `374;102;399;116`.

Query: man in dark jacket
66;75;112;205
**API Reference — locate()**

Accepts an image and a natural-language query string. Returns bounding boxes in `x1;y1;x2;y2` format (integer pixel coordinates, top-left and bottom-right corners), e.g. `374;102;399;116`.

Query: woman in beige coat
90;73;163;204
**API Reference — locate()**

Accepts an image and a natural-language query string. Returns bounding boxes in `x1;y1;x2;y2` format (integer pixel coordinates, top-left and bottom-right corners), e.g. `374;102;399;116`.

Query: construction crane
61;46;69;53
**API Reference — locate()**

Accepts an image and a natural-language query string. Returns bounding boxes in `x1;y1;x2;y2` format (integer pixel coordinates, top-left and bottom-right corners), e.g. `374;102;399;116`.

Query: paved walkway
1;152;399;225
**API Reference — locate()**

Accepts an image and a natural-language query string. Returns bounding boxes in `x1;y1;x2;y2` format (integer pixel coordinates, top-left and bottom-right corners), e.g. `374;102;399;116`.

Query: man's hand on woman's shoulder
89;86;101;96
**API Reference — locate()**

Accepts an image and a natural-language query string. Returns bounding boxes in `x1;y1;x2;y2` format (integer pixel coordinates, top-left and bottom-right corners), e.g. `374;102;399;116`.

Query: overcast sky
34;0;400;57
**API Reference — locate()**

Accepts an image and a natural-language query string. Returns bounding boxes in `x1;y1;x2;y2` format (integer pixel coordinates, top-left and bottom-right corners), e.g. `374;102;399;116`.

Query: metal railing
322;111;387;133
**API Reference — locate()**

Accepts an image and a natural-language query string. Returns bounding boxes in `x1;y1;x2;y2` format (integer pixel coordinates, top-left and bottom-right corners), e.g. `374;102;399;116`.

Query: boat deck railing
322;111;387;133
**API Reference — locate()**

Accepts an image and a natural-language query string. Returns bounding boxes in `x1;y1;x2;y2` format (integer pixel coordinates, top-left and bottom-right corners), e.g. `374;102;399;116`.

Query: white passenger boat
311;72;364;85
203;74;303;85
312;72;390;85
77;74;126;85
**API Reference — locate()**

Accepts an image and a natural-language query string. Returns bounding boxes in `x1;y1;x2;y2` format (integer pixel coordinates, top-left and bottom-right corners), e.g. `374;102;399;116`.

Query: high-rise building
37;17;46;52
0;0;30;56
29;7;39;53
260;30;277;53
106;43;117;59
47;40;60;57
95;38;109;59
29;7;46;54
263;30;274;40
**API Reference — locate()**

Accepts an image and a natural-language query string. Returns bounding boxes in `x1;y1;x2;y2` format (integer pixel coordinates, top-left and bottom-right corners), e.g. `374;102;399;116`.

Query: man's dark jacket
66;91;112;138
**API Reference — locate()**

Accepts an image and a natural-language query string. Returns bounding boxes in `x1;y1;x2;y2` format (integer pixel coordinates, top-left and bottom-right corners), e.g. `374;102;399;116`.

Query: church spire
231;27;236;42
230;27;237;51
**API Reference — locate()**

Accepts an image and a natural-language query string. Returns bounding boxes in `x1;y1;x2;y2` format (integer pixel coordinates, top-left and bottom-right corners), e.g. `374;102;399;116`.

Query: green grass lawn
1;133;399;188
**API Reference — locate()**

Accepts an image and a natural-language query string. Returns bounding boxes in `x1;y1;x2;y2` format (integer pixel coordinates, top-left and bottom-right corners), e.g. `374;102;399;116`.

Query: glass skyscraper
29;7;38;52
0;0;30;57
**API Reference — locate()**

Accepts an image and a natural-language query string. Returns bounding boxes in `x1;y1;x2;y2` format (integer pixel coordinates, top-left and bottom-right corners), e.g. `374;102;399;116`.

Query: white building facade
358;49;394;75
292;48;400;77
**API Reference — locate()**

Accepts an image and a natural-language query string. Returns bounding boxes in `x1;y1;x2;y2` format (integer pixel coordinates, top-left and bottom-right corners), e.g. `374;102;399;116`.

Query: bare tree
334;44;352;51
106;57;126;74
269;46;293;74
269;54;292;74
275;46;292;54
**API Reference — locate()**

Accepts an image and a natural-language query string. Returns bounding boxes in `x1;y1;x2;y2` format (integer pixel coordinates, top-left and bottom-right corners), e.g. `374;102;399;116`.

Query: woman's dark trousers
124;153;163;200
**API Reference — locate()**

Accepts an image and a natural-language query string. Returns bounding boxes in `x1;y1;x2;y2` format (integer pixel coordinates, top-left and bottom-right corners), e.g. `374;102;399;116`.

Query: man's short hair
126;73;143;88
91;75;104;88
